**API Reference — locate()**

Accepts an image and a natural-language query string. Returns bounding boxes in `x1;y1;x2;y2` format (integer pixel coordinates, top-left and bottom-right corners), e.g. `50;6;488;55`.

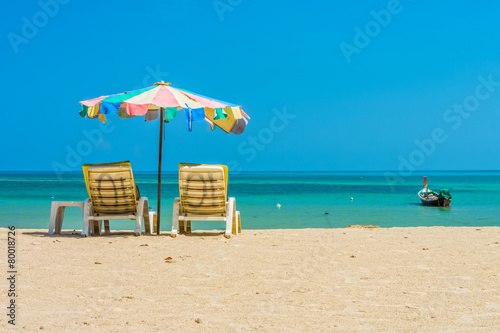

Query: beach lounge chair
171;164;241;238
81;161;151;237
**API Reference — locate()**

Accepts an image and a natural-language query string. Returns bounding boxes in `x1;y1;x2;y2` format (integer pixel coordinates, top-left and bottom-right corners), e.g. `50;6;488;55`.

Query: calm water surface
1;171;499;231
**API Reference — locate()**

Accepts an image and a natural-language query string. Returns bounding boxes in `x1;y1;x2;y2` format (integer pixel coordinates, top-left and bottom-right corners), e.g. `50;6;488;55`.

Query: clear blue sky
1;0;499;172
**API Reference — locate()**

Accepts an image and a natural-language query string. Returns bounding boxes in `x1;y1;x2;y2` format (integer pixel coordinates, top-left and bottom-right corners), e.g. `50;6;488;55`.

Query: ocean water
0;171;499;231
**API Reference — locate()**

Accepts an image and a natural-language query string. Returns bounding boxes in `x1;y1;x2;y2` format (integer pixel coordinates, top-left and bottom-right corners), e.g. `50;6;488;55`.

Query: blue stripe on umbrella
100;101;122;114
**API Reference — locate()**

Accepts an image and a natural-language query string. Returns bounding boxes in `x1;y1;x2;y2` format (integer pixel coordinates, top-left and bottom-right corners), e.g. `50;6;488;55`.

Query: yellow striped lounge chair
171;163;241;238
81;161;151;236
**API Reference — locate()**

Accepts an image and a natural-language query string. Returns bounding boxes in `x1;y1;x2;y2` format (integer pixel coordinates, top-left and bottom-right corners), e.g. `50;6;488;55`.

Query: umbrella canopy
80;81;250;134
79;81;249;234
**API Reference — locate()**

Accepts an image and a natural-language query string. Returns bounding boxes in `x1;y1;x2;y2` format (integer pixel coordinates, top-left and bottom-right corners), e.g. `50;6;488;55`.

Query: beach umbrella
79;81;250;234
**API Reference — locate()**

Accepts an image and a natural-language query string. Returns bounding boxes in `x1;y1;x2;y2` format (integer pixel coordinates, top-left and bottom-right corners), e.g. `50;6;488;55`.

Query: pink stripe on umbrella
126;103;149;116
152;85;181;108
239;108;250;119
80;95;109;107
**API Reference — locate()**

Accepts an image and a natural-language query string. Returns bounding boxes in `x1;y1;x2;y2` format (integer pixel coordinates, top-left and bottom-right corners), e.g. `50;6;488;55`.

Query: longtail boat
417;176;452;207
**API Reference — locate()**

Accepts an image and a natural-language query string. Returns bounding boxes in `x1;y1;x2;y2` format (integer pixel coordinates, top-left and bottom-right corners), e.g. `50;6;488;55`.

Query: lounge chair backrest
85;165;138;215
179;165;227;216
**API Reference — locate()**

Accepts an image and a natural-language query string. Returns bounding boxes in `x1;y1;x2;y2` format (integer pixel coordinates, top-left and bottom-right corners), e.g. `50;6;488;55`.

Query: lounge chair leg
232;211;241;235
179;220;185;234
81;199;91;237
134;197;147;236
81;219;89;237
225;198;235;238
171;198;180;237
134;219;141;236
182;220;192;234
237;211;241;234
104;220;110;234
93;221;101;236
143;200;152;235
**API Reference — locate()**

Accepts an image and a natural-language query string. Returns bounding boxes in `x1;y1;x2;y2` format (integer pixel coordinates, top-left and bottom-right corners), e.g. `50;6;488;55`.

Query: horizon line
1;169;499;173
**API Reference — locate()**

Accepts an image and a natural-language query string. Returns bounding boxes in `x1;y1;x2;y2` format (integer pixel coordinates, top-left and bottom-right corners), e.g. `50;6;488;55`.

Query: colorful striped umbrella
79;81;250;234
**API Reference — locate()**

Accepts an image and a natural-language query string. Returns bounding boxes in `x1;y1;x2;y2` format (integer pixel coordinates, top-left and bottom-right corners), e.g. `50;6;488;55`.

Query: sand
1;227;499;332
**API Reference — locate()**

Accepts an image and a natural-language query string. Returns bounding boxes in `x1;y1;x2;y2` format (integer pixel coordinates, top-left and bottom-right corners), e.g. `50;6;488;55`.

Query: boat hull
418;190;439;206
417;177;452;207
441;198;452;207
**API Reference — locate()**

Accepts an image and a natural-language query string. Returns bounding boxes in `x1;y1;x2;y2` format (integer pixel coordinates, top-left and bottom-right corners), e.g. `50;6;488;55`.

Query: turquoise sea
0;172;499;231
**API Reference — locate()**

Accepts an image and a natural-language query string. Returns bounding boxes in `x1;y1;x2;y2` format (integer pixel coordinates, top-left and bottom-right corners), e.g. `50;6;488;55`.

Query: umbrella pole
157;107;164;235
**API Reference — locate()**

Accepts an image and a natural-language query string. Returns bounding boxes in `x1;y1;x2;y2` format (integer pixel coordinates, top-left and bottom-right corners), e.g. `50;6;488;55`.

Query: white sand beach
1;227;499;332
